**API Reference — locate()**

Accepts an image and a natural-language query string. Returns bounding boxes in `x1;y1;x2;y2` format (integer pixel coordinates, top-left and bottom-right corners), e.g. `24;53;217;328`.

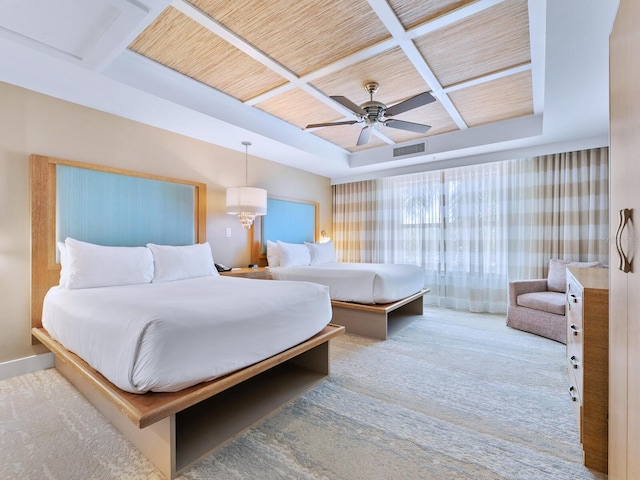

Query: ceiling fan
306;82;436;146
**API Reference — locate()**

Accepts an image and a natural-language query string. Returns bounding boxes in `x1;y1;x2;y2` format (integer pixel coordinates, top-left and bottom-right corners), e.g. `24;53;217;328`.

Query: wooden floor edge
331;289;430;313
32;324;345;429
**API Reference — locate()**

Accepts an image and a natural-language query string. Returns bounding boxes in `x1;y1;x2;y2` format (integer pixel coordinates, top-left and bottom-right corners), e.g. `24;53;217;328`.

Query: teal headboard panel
56;164;196;247
262;198;316;253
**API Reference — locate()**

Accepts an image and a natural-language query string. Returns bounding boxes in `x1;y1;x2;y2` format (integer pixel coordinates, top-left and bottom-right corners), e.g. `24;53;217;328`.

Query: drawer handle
570;324;579;335
570;355;579;369
569;386;578;402
569;294;578;304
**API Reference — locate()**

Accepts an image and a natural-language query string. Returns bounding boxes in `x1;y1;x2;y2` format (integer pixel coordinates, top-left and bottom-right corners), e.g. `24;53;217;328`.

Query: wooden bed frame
252;198;429;340
331;289;429;340
30;155;344;479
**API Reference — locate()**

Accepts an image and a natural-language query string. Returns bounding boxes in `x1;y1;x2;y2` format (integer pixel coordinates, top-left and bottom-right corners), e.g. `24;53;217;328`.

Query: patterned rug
0;308;607;479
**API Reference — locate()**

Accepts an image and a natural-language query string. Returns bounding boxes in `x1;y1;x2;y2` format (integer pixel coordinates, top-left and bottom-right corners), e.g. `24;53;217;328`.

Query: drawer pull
570;355;579;369
570;324;579;335
569;294;578;304
569;386;578;402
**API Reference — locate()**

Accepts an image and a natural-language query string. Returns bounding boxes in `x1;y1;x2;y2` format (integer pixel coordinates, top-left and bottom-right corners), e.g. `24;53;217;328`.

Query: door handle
615;208;633;273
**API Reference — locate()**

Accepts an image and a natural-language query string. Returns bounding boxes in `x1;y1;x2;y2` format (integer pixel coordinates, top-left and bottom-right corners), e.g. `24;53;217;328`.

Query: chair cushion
517;291;566;316
547;259;603;293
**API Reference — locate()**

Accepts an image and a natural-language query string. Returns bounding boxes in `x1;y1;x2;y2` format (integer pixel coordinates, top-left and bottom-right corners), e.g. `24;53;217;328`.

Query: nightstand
219;267;271;280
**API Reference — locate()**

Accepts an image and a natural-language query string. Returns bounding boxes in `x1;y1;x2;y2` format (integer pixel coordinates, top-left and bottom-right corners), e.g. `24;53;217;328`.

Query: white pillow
147;242;217;282
304;240;337;265
277;241;311;267
266;240;280;267
57;241;68;287
64;237;154;289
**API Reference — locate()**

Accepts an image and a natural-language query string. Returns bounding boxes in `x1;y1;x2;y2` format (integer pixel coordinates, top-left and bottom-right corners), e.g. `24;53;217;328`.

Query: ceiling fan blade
330;96;367;116
356;125;373;146
384;119;431;134
306;120;358;129
384;92;436;117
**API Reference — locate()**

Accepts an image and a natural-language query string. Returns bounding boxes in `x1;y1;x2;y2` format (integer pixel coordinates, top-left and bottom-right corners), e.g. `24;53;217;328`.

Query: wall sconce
319;230;331;243
226;141;267;229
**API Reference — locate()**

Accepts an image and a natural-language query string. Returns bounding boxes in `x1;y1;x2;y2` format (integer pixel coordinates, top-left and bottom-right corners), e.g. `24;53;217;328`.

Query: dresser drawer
566;279;583;333
567;366;583;439
567;341;584;400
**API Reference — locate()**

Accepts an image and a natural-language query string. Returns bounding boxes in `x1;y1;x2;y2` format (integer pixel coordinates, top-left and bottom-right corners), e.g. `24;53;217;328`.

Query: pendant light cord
242;140;251;187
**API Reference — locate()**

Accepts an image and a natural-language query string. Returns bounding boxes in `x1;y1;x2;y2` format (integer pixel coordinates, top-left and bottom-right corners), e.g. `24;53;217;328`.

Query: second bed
267;239;428;339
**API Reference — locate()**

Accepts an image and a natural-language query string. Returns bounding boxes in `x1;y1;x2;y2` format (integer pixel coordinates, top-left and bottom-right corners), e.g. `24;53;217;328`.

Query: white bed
42;275;332;394
30;155;344;479
269;262;424;304
265;239;428;339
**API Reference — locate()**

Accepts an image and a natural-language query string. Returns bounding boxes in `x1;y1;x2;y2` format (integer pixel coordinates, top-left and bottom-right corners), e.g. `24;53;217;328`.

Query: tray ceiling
129;0;532;153
0;0;615;180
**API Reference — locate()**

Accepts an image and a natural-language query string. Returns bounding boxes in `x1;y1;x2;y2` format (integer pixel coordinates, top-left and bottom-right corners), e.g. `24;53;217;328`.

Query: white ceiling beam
444;63;532;93
170;0;365;119
366;0;468;129
241;0;513;126
406;0;507;39
92;0;173;72
246;37;397;105
527;0;546;114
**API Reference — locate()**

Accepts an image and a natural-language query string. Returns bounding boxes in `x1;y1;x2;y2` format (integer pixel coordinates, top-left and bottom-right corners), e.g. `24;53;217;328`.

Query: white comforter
269;262;424;304
42;276;331;393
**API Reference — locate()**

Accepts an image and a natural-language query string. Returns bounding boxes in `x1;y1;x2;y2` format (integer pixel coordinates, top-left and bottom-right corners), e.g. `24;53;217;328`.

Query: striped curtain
332;147;609;313
332;180;380;262
505;148;609;282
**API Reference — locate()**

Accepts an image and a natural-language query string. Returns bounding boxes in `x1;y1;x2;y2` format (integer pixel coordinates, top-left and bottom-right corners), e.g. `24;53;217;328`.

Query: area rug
0;308;607;479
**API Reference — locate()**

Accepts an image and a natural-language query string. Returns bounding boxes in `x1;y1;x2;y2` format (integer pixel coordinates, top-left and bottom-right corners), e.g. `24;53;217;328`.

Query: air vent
393;142;425;158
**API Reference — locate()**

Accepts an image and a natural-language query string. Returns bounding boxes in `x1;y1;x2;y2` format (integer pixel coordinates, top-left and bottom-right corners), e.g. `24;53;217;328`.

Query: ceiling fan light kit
306;81;435;146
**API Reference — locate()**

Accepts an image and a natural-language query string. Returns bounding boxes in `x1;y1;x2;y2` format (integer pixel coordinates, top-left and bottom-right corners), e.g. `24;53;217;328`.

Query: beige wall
0;81;332;363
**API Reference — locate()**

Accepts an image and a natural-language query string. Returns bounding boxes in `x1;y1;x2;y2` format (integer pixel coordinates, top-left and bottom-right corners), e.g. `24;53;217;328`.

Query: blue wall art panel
56;165;196;247
262;198;315;253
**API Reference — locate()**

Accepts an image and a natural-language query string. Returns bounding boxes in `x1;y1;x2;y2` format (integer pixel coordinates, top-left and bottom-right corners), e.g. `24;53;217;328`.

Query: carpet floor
0;308;608;479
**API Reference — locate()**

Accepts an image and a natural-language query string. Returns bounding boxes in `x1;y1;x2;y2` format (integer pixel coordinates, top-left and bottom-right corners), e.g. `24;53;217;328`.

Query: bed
252;200;429;339
30;155;344;478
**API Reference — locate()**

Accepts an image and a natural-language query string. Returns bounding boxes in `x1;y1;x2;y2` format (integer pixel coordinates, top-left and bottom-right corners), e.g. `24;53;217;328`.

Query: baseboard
0;353;54;381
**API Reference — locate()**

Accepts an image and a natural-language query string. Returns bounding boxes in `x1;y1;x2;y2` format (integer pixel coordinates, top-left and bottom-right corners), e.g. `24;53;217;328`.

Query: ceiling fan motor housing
360;101;387;124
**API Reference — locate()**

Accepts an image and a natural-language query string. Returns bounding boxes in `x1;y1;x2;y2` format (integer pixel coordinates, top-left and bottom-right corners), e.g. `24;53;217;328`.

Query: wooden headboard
251;196;319;266
30;154;207;332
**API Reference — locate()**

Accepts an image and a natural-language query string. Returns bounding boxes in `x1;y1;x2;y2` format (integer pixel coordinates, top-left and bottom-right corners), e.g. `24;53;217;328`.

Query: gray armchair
506;259;603;344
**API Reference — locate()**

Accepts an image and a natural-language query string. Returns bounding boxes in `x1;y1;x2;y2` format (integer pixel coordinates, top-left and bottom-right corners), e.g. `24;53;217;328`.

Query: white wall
0;81;332;364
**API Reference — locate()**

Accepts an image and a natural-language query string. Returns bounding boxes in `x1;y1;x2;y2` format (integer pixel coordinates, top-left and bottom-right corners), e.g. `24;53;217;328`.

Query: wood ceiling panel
448;70;533;127
415;0;530;87
388;0;478;30
255;88;344;129
311;47;431;108
129;7;286;101
188;0;390;77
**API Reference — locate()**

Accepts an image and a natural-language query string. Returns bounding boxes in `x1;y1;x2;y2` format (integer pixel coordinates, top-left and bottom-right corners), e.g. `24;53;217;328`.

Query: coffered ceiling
0;0;616;182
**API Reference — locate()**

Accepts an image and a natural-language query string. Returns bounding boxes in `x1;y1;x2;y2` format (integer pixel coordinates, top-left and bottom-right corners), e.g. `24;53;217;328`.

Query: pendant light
226;141;267;229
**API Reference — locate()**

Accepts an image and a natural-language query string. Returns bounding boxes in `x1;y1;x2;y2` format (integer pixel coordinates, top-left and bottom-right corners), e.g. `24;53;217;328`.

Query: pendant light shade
226;186;267;228
226;141;267;229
